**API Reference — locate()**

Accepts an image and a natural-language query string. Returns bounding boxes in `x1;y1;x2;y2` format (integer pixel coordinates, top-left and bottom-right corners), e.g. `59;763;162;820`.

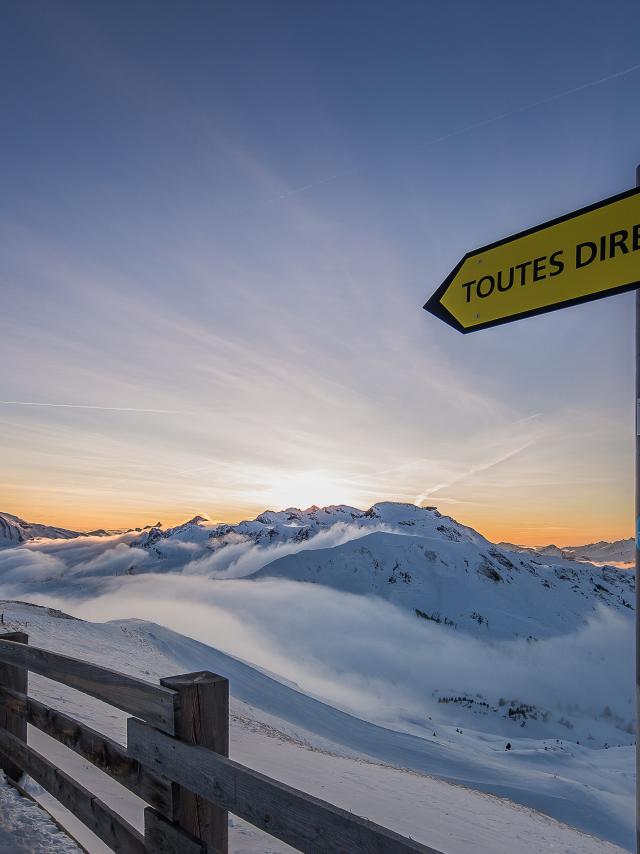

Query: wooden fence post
159;670;229;854
0;632;28;782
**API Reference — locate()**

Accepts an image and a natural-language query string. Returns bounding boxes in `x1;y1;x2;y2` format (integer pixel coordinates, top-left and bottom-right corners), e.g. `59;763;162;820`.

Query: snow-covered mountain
132;502;496;576
251;529;634;639
499;538;634;567
127;502;635;641
0;503;633;644
0;512;82;547
0;512;162;549
137;502;483;553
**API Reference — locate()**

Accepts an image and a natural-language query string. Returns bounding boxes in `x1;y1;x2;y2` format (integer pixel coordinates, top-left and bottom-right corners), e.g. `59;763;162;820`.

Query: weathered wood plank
144;807;222;853
161;672;228;852
0;685;175;817
0;637;178;734
26;694;176;817
0;678;28;716
0;727;145;854
128;718;442;854
0;631;28;781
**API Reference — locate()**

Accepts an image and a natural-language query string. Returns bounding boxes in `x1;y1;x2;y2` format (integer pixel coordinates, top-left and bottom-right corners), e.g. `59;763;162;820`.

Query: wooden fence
0;631;443;854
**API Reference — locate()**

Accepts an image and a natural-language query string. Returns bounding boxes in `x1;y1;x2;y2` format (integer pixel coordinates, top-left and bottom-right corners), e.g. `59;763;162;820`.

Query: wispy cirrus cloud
0;401;178;414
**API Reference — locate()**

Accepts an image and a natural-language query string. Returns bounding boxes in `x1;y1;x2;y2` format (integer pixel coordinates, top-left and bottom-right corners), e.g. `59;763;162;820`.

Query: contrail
238;169;353;214
422;61;640;147
246;61;640;209
413;437;536;507
0;401;178;414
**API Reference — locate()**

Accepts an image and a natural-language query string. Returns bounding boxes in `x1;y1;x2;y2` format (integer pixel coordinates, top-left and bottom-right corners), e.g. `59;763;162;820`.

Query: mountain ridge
2;503;631;564
499;538;634;566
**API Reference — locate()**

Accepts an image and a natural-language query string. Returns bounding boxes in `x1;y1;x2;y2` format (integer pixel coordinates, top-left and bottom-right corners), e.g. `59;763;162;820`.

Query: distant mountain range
498;538;634;566
0;511;82;546
0;512;161;547
1;504;634;641
1;501;626;643
4;504;631;566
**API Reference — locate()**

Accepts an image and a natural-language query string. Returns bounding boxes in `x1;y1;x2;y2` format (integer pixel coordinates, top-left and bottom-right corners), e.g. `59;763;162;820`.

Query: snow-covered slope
0;513;82;548
0;601;630;854
573;539;633;564
133;503;633;597
499;539;634;567
251;529;634;639
0;773;81;853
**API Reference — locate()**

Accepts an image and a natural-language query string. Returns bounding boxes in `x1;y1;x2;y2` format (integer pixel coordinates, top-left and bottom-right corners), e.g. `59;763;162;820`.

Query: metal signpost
636;164;640;854
424;170;640;851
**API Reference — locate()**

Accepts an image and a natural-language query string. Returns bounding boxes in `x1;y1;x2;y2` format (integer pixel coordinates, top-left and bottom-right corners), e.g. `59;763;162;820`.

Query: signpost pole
636;163;640;854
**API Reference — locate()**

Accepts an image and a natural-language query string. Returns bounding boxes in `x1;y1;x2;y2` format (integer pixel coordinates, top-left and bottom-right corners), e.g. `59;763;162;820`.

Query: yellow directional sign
424;186;640;332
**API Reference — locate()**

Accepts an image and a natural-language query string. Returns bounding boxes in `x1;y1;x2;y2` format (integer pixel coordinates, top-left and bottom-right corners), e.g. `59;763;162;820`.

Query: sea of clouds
0;529;633;745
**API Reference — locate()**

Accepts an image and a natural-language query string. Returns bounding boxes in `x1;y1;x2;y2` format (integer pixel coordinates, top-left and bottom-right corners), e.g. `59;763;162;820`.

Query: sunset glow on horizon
2;461;632;549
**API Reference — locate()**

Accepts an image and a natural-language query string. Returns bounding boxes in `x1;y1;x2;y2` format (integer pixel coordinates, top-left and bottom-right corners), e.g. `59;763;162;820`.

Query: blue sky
1;1;639;542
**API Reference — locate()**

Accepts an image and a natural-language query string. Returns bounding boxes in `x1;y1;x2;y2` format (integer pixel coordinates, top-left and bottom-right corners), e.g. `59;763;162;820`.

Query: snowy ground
0;601;631;854
0;773;81;853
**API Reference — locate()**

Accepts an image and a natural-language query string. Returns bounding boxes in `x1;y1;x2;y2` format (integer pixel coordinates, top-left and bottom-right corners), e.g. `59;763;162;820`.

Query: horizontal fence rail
128;717;440;854
0;727;145;854
0;637;178;734
0;683;175;817
0;631;444;854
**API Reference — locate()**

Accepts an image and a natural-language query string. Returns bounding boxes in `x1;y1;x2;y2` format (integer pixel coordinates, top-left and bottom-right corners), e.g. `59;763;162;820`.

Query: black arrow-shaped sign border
424;185;640;334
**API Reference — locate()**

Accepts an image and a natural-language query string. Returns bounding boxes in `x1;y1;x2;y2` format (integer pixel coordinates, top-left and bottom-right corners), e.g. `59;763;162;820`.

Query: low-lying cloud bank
0;520;633;747
0;562;632;745
1;520;398;586
182;521;397;578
